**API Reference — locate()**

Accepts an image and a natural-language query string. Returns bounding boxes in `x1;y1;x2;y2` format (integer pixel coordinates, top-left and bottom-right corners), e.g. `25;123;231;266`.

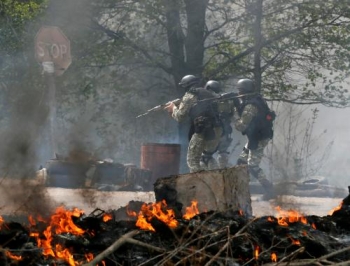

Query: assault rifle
196;92;256;108
136;98;181;118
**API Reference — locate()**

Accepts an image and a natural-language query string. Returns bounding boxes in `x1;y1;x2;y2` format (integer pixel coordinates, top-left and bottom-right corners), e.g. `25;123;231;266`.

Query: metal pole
43;61;57;158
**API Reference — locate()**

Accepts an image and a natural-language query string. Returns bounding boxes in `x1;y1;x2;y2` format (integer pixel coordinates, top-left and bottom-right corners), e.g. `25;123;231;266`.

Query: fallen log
154;165;252;217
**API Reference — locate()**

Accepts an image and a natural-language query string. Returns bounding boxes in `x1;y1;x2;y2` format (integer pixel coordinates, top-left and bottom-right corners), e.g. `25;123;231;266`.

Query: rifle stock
136;98;181;118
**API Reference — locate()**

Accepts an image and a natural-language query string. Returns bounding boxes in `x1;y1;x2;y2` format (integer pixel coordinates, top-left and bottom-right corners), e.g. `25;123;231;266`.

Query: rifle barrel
136;98;181;118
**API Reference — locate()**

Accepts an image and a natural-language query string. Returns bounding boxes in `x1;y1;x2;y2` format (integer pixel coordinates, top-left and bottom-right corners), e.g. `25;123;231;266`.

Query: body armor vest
239;95;275;141
187;87;221;140
188;87;218;120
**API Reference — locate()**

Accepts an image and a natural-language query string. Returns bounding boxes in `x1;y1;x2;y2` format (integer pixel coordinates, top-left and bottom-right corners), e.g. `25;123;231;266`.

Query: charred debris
0;187;349;266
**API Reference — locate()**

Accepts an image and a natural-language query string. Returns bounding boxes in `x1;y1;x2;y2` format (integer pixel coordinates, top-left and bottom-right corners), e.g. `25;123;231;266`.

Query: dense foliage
84;0;350;106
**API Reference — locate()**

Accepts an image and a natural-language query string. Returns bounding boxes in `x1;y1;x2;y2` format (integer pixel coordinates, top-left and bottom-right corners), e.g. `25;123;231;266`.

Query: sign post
35;26;71;158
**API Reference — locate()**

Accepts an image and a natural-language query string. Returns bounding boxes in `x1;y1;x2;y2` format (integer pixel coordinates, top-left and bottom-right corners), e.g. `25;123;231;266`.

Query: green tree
82;0;350;106
0;0;47;52
0;0;48;99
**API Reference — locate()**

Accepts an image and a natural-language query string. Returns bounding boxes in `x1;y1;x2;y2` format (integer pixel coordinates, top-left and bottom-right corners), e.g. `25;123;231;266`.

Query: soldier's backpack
241;95;276;149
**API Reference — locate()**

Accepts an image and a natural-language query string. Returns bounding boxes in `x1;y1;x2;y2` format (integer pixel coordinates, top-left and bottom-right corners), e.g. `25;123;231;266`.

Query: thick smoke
313;106;349;188
0;81;54;217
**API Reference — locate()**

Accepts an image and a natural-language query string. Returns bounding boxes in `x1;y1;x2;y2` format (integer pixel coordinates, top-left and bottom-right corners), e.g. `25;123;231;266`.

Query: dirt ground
0;181;344;218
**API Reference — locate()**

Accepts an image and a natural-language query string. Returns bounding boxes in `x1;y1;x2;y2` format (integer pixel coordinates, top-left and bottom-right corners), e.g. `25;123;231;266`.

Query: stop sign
35;26;71;76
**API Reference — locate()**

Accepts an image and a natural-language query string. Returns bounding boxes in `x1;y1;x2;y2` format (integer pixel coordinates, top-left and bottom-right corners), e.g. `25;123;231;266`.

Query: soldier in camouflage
234;78;276;200
164;75;223;173
204;80;234;168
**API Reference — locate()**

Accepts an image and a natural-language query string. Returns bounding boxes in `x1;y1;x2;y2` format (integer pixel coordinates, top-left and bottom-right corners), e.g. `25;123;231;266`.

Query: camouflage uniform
173;91;222;173
215;99;235;168
234;99;275;198
216;134;233;168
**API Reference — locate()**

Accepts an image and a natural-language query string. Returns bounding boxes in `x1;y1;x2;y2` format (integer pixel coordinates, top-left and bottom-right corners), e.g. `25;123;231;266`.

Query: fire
5;251;22;261
254;245;260;259
183;200;199;220
49;206;85;235
136;213;155;232
55;244;76;265
102;213;113;222
28;215;36;225
2;206;122;265
128;200;206;231
30;206;87;266
28;214;46;226
126;205;137;217
271;252;277;262
288;235;301;245
133;200;178;231
0;216;4;229
84;252;105;265
275;206;308;226
328;201;343;215
85;253;94;262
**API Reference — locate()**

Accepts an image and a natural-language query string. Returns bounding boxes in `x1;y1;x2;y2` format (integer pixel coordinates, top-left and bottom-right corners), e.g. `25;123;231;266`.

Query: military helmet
236;78;255;93
178;75;200;90
205;80;221;93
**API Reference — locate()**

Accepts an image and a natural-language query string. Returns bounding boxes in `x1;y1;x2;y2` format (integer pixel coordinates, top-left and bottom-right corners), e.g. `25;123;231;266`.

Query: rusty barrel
141;143;181;187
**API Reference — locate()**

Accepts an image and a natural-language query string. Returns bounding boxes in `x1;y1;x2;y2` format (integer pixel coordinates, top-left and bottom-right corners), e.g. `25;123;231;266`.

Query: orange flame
28;215;36;226
49;206;85;235
267;216;274;222
254;246;260;259
183;200;199;220
85;253;94;262
83;254;105;266
55;244;75;265
30;232;40;238
5;251;22;261
271;252;277;262
0;207;110;266
126;205;137;217
136;213;155;232
102;213;113;222
288;235;301;245
328;202;343;215
28;214;46;226
30;206;86;266
0;216;4;229
134;200;178;231
275;206;308;226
